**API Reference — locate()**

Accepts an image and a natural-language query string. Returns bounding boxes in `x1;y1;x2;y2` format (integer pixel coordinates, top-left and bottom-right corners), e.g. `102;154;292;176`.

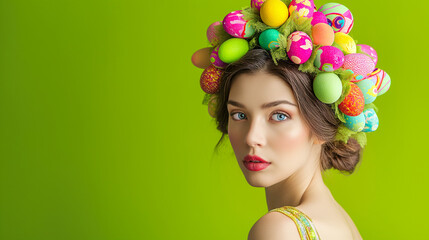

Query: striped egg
366;68;391;96
223;10;255;38
286;31;313;64
318;3;354;34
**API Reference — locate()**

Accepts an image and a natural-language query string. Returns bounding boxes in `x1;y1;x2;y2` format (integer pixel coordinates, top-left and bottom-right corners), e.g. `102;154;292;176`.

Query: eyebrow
227;100;297;109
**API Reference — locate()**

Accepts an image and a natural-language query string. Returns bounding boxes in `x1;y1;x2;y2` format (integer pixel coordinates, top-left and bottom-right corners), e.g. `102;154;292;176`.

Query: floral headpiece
191;0;391;148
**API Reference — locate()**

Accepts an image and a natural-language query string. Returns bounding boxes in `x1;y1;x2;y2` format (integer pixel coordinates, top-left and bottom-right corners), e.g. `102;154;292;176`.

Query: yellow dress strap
268;206;321;240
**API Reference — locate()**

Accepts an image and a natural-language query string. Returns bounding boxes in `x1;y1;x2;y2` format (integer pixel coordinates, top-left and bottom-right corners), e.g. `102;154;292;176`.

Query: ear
311;135;326;145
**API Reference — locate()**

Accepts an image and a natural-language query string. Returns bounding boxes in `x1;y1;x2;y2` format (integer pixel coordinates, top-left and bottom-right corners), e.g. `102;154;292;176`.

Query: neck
264;156;330;211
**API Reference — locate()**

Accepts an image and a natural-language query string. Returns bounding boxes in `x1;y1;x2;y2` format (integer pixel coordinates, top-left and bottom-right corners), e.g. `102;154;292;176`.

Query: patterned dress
268;206;321;240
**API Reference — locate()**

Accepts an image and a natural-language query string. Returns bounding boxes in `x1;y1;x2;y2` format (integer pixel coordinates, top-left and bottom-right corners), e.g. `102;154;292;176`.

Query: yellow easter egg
333;32;356;54
260;0;289;27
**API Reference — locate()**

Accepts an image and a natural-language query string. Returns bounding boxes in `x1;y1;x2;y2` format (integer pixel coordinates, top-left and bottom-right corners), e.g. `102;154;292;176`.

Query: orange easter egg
200;64;223;94
339;83;365;116
311;23;334;46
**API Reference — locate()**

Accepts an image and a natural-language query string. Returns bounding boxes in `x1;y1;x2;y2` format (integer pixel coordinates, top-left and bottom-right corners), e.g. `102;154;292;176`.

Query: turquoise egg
362;108;379;132
344;112;365;132
356;78;377;104
258;29;281;51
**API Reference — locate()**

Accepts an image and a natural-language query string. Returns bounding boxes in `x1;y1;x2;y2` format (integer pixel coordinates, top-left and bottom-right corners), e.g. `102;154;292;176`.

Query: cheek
271;122;310;153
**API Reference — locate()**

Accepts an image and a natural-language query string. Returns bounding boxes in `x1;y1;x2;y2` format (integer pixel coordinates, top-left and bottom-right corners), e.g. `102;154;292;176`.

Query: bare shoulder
248;211;300;240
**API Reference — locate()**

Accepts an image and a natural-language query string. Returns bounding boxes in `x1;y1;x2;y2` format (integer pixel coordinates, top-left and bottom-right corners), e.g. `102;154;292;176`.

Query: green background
0;0;426;239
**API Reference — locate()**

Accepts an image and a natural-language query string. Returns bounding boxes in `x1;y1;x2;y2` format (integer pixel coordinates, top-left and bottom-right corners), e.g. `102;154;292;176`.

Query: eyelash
230;111;290;122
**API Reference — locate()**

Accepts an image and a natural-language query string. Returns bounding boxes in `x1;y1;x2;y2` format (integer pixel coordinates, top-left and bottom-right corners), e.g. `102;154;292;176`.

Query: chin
242;173;276;188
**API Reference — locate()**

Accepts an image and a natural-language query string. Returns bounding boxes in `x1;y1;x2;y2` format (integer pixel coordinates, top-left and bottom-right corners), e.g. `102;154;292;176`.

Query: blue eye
271;112;289;121
231;112;247;120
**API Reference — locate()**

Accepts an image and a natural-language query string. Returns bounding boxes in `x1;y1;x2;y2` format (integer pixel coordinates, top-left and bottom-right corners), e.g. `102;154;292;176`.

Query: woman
193;1;390;238
212;48;363;239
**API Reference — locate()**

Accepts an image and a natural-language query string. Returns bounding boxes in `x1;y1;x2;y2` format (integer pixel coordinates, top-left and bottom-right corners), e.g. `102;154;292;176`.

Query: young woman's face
226;71;318;187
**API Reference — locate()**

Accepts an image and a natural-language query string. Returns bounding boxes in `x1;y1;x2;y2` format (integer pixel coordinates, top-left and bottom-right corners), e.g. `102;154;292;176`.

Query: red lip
243;155;270;171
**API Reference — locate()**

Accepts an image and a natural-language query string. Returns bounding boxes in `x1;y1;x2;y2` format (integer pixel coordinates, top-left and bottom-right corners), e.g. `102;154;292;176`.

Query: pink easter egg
357;44;378;66
206;21;222;46
314;46;345;71
223;10;255;39
251;0;265;10
311;11;328;26
289;0;315;18
210;45;228;69
342;53;376;82
286;31;313;64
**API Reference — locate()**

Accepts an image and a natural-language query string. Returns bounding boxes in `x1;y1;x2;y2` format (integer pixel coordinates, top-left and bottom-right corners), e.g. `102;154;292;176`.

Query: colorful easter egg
362;108;379;132
312;23;334;46
207;21;222;46
314;46;345;71
311;11;328;26
251;0;265;10
333;32;356;54
366;68;391;96
313;73;342;104
344;113;365;132
286;31;313;64
356;78;377;104
357;44;378;66
342;53;376;82
318;3;354;34
339;83;365;116
218;38;249;63
210;45;228;69
259;29;281;50
289;0;315;20
223;10;255;38
191;47;213;69
260;0;289;27
200;64;223;94
208;95;218;118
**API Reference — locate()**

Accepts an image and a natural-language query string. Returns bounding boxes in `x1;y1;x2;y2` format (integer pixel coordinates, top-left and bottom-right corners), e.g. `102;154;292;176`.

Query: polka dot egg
344;112;365;132
286;31;313;64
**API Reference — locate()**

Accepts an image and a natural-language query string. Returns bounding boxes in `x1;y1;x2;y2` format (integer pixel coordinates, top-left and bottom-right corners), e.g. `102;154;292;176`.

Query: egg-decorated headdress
191;0;391;148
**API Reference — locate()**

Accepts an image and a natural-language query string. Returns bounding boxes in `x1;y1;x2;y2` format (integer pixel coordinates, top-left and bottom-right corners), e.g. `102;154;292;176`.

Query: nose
246;117;266;149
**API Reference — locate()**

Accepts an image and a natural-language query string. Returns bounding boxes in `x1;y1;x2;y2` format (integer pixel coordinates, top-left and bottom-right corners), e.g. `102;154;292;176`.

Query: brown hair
213;48;362;174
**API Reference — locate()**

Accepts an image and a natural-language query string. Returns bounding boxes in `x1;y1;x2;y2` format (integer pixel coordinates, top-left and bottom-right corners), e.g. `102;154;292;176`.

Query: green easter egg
259;29;280;51
218;38;249;63
313;73;342;104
